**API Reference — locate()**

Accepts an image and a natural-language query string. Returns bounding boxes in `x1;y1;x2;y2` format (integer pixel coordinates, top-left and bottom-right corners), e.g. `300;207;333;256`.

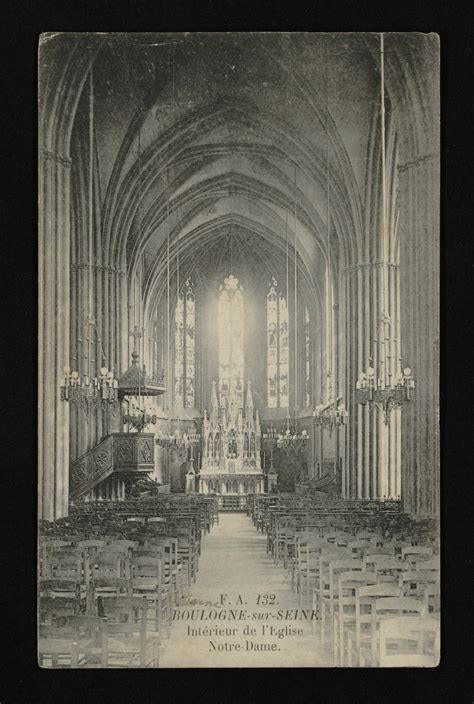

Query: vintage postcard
38;31;440;667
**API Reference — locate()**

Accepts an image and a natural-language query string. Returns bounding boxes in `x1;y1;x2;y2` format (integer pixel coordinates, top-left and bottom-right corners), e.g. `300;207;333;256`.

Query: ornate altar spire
245;379;254;421
211;380;219;422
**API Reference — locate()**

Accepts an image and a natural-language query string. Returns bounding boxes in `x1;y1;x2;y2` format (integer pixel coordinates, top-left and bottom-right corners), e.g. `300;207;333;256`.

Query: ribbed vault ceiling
71;32;394;316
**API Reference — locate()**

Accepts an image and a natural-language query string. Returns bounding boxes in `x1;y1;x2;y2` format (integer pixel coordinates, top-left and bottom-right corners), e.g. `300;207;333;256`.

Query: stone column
344;260;401;500
398;154;439;518
39;149;71;521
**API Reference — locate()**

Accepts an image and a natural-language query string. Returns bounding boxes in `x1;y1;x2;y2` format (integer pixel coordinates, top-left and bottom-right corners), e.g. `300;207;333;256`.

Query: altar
191;380;267;495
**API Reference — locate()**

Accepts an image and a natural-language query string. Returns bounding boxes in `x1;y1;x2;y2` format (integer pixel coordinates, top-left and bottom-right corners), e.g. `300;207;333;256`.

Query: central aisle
160;513;329;668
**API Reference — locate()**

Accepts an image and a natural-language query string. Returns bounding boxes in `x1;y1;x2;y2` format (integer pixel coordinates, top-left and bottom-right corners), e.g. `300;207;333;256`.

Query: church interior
38;32;440;667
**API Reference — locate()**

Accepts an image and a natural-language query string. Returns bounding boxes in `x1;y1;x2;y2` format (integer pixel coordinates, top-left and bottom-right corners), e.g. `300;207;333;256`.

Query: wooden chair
311;547;349;629
145;537;182;603
378;616;440;667
346;584;402;666
38;615;107;668
365;556;409;584
106;541;138;577
39;540;72;576
39;578;83;604
320;559;364;648
423;582;441;614
325;532;351;547
401;545;433;566
176;527;197;585
364;546;394;558
381;540;412;559
415;558;440;572
399;570;440;599
39;596;81;625
44;550;88;606
292;533;315;597
46;549;83;582
77;539;105;555
347;540;374;559
86;551;128;609
130;554;171;638
91;577;131;611
370;597;427;666
100;596;159;668
88;551;124;580
298;537;326;607
333;570;377;666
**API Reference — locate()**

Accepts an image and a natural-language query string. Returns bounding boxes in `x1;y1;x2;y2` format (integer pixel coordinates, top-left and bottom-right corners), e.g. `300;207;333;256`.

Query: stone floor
160;513;330;668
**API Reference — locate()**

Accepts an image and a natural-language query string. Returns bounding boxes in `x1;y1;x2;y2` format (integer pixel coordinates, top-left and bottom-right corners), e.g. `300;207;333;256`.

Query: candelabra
276;413;309;453
313;400;348;437
156;432;183;449
157;428;201;450
263;422;278;442
122;404;157;433
355;365;415;425
60;317;119;414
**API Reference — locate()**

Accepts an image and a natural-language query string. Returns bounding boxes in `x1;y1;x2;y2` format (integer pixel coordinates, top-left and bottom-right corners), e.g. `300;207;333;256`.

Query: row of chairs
38;495;218;667
254;496;440;667
249;494;406;537
41;512;204;585
39;600;159;668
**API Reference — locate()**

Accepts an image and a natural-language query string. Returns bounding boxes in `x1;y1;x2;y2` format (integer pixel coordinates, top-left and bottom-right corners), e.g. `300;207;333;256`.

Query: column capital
40;147;72;168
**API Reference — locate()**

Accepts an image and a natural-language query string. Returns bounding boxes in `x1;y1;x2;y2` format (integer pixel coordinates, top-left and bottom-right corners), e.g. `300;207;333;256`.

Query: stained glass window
267;277;289;408
174;278;195;407
218;274;244;407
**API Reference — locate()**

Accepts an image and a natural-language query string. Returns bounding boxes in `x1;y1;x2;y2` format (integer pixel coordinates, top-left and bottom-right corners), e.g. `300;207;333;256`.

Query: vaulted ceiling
70;32;393;317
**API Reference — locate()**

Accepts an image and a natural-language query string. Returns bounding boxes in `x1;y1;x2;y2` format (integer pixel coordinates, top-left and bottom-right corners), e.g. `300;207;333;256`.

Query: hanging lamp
60;68;119;413
276;168;309;453
355;33;414;423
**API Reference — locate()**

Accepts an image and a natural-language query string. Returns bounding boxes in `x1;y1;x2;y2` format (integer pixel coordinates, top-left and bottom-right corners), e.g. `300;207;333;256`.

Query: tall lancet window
266;277;289;408
174;278;195;408
304;306;311;407
218;274;244;406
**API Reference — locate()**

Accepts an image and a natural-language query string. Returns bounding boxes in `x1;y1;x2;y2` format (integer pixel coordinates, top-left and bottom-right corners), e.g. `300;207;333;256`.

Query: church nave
38;32;440;669
160;513;329;668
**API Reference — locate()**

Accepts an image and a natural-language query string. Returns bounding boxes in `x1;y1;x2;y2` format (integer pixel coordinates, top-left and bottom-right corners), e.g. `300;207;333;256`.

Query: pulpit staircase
70;432;155;500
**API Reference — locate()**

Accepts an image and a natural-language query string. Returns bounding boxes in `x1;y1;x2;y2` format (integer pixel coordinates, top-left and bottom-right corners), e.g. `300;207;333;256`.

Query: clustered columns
343;260;402;501
398;152;439;518
385;34;440;519
39;148;72;521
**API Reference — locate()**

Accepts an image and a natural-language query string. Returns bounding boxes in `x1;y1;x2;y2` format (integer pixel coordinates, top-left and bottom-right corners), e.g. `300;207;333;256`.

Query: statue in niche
228;431;237;458
268;322;277;347
213;433;220;458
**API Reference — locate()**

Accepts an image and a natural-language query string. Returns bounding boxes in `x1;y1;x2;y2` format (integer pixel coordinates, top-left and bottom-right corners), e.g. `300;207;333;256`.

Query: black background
1;1;472;702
